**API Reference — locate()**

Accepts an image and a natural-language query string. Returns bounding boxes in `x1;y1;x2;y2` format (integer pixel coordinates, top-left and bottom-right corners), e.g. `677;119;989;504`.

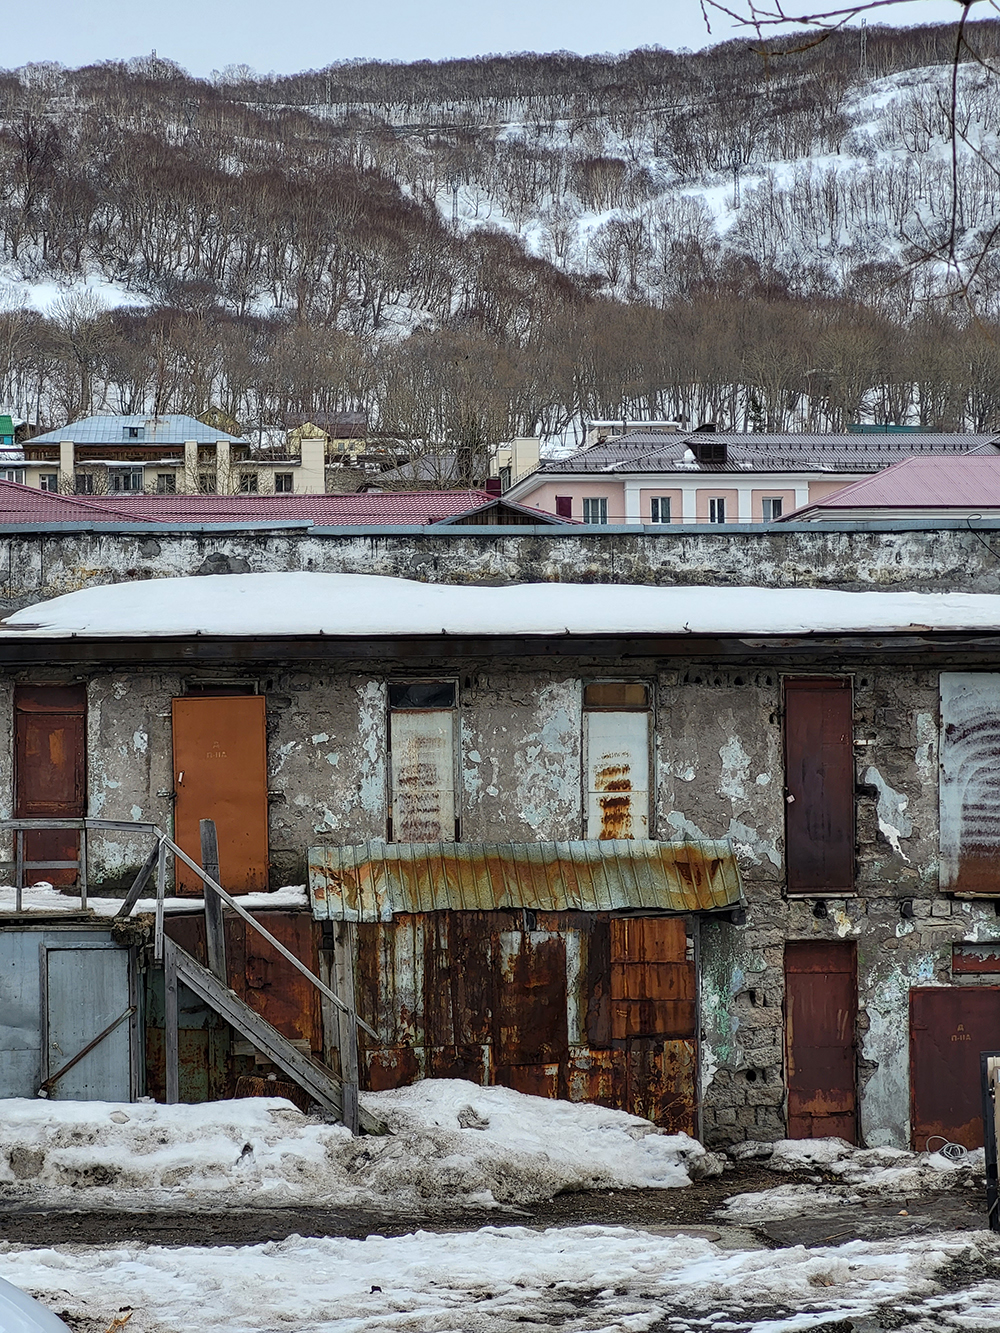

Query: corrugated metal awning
308;839;743;921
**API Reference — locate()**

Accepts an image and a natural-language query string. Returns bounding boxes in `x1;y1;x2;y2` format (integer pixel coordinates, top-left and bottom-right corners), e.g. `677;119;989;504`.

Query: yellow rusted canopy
309;839;742;921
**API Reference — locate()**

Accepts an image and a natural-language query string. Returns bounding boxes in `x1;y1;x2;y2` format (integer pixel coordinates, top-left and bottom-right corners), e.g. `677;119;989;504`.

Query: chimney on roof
484;477;502;496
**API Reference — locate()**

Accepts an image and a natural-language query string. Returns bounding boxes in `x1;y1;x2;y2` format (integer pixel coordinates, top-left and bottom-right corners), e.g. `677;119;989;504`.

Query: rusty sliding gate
1;817;374;1130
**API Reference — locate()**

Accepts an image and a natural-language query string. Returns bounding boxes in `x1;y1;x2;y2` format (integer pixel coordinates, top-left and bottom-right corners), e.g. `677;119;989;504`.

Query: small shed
309;838;742;1134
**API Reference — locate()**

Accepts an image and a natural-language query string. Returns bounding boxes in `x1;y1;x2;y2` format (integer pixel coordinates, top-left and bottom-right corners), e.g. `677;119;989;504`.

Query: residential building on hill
505;430;1000;525
780;455;1000;521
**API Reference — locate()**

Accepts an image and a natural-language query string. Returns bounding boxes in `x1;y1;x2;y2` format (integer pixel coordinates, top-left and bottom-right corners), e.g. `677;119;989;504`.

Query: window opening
762;496;783;521
584;681;651;839
274;473;293;493
708;496;726;524
582;496;608;524
650;497;671;524
389;680;458;842
156;473;176;493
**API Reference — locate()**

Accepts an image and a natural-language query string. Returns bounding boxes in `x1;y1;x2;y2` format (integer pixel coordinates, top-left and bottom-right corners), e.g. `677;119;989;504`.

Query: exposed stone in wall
5;524;1000;617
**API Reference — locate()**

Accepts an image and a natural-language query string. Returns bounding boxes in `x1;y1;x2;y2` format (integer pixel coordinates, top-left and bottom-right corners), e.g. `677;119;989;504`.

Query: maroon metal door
14;684;86;887
910;986;1000;1149
784;677;854;895
785;940;857;1141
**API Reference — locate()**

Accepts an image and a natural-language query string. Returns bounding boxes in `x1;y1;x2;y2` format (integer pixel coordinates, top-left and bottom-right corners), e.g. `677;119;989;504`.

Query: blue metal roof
29;415;246;445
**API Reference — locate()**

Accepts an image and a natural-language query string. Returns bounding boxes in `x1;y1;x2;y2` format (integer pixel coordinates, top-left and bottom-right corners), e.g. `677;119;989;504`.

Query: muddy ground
0;1163;990;1249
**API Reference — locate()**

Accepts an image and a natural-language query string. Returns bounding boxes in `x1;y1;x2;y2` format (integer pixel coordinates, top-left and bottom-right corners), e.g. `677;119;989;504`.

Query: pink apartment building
504;430;1000;525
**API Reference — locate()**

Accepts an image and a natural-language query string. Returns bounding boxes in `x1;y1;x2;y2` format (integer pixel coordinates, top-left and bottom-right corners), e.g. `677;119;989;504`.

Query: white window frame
650;496;672;524
582;496;609;525
761;496;783;521
709;496;726;524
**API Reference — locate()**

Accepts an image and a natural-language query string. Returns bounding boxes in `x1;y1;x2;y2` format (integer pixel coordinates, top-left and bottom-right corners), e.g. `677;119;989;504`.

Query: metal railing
0;817;375;1040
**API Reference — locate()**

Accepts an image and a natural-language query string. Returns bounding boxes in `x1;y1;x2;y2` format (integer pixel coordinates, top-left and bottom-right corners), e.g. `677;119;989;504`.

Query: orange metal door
172;696;268;894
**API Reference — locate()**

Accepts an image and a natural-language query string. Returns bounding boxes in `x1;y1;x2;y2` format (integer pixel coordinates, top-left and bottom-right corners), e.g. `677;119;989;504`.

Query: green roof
0;416;14;437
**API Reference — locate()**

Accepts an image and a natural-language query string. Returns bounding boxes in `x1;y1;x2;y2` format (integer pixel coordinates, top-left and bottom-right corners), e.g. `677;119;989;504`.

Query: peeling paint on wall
864;765;913;862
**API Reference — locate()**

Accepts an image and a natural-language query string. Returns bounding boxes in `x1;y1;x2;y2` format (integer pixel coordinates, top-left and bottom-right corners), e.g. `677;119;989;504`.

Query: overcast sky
1;0;980;77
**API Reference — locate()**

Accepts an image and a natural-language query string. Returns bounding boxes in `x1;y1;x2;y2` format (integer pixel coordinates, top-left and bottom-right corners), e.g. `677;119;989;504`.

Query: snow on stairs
163;937;375;1128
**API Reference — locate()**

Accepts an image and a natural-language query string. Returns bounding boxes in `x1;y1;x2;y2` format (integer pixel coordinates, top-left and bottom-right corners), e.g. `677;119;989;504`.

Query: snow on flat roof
3;572;1000;639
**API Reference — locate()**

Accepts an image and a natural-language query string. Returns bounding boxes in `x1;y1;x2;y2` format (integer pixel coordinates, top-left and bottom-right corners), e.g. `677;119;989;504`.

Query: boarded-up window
783;677;854;895
389;681;457;842
584;683;650;840
940;672;1000;894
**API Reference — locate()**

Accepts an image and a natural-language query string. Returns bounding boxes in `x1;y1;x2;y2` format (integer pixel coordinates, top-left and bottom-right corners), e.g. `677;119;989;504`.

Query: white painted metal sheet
940;672;1000;894
45;946;131;1100
390;710;456;842
585;711;650;840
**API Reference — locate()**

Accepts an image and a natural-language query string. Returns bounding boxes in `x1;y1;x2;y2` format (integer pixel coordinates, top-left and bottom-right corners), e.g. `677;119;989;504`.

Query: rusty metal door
785;941;857;1141
610;917;697;1133
172;696;268;894
910;986;1000;1149
784;678;854;895
493;929;568;1098
15;684;86;887
585;711;650;839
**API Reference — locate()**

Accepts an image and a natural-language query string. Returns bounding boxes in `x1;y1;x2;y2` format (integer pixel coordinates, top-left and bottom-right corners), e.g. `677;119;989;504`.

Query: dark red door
14;684;86;887
785;940;857;1141
910;986;1000;1149
784;677;854;895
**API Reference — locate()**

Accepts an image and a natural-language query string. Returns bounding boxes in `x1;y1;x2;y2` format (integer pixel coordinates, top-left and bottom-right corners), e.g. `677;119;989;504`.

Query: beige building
17;414;328;496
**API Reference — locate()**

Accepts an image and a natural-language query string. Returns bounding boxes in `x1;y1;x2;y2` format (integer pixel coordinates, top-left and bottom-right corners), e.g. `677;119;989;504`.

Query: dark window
110;469;143;493
123;426;144;441
784;677;854;895
198;472;216;494
156;473;176;493
708;496;726;524
39;473;58;492
274;473;293;493
582;497;608;524
75;473;94;494
650;497;671;523
584;681;649;710
389;680;457;710
762;496;783;521
239;472;259;493
555;495;573;519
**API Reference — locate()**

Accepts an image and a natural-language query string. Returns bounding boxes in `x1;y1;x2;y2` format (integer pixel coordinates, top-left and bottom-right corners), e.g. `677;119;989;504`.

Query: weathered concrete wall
4;522;1000;616
6;650;998;1150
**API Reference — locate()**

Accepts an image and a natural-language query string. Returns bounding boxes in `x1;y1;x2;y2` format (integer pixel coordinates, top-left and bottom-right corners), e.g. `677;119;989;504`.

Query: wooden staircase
163;937;377;1131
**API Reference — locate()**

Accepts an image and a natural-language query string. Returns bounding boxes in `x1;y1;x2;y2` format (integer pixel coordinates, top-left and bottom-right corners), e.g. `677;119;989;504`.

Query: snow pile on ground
0;882;308;915
0;1081;711;1211
1;1226;995;1333
722;1137;985;1222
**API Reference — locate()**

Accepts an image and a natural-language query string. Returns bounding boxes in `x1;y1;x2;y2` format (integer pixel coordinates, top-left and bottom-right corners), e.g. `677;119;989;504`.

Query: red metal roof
88;490;494;524
789;456;1000;514
0;479;159;524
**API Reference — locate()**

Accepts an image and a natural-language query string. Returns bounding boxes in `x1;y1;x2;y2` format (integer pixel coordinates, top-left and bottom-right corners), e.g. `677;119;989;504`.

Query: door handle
177;772;184;785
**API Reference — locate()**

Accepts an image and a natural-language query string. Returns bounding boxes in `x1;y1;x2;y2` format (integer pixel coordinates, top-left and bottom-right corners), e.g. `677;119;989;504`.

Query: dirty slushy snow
0;1082;710;1210
2;1226;998;1333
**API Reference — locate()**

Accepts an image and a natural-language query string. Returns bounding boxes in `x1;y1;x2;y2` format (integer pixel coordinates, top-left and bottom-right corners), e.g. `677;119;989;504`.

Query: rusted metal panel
163;909;322;1055
784;677;855;895
585;711;650;840
785;941;857;1142
390;709;456;842
172;696;269;894
15;684;86;887
310;839;742;920
610;917;696;1041
626;1039;698;1135
349;906;698;1131
910;986;1000;1149
494;930;568;1067
954;943;1000;974
940;673;1000;895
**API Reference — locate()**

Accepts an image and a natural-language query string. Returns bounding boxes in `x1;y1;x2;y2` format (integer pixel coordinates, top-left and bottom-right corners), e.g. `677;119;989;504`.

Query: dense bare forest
1;18;1000;444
